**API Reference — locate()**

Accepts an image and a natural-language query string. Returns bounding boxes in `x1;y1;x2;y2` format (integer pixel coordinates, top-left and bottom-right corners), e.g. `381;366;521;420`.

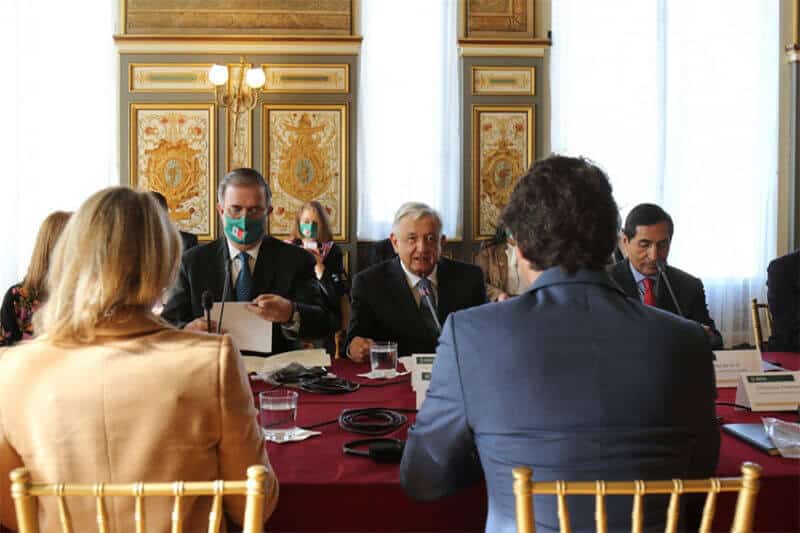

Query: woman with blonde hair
288;201;348;355
0;210;71;345
0;187;277;531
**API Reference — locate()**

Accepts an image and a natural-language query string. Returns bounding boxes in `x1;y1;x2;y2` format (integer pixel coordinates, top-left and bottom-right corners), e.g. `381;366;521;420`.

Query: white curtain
0;0;118;292
552;0;779;347
357;0;461;239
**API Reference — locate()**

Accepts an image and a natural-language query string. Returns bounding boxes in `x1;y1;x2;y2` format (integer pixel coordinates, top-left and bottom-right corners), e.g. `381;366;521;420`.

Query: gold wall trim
120;0;356;36
472;66;535;96
128;63;215;93
115;39;361;56
262;64;350;94
460;40;549;58
114;34;363;42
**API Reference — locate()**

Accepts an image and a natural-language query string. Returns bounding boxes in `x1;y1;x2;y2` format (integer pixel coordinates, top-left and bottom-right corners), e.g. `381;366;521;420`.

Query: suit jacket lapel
252;237;278;296
388;258;426;326
213;239;235;302
435;259;453;323
616;260;639;299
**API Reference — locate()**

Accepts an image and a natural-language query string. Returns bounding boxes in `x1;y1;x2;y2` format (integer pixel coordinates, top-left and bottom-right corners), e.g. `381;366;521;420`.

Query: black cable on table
338;407;416;436
716;402;753;411
299;376;360;394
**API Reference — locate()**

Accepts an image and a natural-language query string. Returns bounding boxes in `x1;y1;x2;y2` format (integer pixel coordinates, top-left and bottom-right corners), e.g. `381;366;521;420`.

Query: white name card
734;372;800;411
412;366;433;391
713;350;762;388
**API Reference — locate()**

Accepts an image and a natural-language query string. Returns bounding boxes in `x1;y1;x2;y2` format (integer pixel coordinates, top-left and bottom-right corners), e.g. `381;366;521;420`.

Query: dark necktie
236;251;254;302
417;277;440;336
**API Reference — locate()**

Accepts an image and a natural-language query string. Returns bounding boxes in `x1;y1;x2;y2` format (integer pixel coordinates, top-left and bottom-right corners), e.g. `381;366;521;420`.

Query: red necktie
642;278;656;306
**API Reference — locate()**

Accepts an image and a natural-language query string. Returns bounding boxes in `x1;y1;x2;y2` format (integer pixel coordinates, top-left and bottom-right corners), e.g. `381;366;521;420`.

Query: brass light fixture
209;57;266;151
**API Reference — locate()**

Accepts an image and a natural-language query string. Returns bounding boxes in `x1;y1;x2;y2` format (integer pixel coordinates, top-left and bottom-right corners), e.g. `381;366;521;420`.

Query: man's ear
216;203;225;217
389;233;399;253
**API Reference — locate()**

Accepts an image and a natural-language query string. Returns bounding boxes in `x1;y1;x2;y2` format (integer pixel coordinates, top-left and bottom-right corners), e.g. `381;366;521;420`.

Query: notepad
210;302;271;353
722;423;779;456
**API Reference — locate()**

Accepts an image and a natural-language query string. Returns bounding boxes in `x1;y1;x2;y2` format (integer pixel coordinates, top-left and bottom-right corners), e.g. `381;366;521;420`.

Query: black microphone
656;260;683;317
201;290;213;334
217;261;231;334
417;280;442;335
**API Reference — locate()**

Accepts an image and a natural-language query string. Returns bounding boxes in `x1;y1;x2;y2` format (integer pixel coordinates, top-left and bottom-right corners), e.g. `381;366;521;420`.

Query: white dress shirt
505;243;522;296
226;239;262;293
399;260;438;308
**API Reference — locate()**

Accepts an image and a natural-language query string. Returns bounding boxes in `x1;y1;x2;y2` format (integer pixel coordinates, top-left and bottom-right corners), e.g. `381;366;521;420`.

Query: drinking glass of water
370;341;398;378
259;390;299;442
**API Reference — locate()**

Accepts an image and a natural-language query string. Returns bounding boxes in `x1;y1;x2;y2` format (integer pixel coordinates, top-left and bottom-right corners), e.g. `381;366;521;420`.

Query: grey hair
217;168;272;205
391;202;443;235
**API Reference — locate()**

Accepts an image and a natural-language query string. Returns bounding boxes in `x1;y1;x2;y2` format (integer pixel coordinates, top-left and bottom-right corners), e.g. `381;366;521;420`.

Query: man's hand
306;247;326;278
497;292;510;302
184;318;220;333
701;324;713;337
247;294;294;323
348;336;373;363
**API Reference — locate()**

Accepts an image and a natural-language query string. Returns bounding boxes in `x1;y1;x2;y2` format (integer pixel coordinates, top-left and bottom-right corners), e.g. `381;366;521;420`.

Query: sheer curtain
552;0;779;346
357;0;461;239
0;0;117;292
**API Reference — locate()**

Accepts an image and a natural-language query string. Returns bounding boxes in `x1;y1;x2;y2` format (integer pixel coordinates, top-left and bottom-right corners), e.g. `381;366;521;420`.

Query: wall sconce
209;57;266;153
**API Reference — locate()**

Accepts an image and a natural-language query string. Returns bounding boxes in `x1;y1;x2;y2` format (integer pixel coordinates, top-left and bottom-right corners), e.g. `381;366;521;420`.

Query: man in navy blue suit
400;155;720;532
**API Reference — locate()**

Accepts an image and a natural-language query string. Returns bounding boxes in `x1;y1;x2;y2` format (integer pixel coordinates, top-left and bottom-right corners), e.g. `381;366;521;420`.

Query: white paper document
242;349;331;375
211;302;271;354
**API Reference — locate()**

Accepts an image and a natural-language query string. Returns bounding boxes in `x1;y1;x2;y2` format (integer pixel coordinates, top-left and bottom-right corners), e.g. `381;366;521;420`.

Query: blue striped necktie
235;251;254;302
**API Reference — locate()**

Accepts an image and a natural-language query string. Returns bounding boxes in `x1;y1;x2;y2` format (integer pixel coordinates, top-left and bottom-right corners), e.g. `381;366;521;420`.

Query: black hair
622;203;673;239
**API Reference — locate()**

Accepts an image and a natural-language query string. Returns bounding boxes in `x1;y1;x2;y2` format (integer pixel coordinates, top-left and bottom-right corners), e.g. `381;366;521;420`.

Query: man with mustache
609;203;723;349
346;202;486;359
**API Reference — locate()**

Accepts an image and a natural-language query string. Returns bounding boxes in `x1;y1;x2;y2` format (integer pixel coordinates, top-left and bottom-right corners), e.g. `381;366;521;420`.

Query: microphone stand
418;285;442;335
656;261;683;318
217;261;231;334
201;291;213;334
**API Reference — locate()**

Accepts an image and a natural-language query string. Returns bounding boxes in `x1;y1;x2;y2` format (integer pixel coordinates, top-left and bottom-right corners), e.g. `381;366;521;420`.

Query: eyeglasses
224;205;268;218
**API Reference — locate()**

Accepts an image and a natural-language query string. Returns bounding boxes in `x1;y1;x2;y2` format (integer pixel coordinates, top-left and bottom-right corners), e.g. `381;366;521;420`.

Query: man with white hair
346;202;486;359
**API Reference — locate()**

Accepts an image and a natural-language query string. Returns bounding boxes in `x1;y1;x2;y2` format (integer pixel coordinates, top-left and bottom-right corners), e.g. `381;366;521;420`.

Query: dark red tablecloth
255;353;800;533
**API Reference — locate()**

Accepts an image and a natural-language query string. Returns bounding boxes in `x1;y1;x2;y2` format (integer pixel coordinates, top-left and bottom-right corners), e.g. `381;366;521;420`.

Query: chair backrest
9;465;268;533
750;298;774;351
512;462;761;533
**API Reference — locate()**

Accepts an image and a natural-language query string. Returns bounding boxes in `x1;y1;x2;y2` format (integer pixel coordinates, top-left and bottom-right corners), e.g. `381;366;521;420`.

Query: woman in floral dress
1;211;71;345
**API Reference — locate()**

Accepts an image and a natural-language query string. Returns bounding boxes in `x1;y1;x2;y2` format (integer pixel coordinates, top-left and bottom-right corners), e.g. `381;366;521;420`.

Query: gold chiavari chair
750;298;773;352
10;465;268;533
513;462;761;533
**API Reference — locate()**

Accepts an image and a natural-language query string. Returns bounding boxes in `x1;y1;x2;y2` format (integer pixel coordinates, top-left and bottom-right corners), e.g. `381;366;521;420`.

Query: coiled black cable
338;407;415;435
299;376;360;394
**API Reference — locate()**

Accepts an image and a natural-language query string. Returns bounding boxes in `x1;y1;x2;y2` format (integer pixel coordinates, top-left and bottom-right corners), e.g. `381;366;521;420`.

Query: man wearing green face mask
162;168;336;355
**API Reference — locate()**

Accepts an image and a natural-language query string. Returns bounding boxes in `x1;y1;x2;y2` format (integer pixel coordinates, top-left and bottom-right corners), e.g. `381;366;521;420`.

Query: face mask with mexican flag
224;214;266;245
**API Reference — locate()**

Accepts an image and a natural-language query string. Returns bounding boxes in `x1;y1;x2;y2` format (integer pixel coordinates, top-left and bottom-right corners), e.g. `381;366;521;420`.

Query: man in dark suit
767;249;800;352
147;191;198;252
162;168;335;355
346;202;486;359
609;203;723;349
400;156;720;533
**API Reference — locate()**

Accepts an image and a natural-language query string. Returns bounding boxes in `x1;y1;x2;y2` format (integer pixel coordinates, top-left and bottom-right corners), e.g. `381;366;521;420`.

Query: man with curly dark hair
401;155;719;533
